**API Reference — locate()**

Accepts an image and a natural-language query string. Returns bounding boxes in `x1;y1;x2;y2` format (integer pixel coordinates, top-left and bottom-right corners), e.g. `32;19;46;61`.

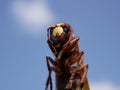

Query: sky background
0;0;120;90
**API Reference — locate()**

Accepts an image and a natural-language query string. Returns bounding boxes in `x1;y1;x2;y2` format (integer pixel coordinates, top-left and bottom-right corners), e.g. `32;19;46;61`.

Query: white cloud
90;81;120;90
11;0;54;35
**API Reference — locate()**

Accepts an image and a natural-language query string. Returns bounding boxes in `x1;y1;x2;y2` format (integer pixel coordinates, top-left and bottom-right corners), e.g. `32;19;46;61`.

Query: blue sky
0;0;120;90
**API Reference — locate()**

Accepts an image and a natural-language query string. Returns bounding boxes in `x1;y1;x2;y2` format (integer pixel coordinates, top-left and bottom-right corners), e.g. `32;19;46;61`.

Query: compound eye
50;28;53;35
47;28;54;39
63;26;70;33
47;28;53;35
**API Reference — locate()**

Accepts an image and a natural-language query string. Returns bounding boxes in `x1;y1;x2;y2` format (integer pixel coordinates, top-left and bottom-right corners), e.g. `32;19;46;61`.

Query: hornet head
47;23;74;48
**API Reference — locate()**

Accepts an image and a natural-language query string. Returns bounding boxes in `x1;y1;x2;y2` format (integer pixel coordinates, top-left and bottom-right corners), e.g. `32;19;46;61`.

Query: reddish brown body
45;23;89;90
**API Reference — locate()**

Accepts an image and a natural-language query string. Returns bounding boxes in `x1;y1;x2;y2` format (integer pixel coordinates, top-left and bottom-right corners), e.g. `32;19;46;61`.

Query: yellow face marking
56;23;64;27
52;27;63;36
